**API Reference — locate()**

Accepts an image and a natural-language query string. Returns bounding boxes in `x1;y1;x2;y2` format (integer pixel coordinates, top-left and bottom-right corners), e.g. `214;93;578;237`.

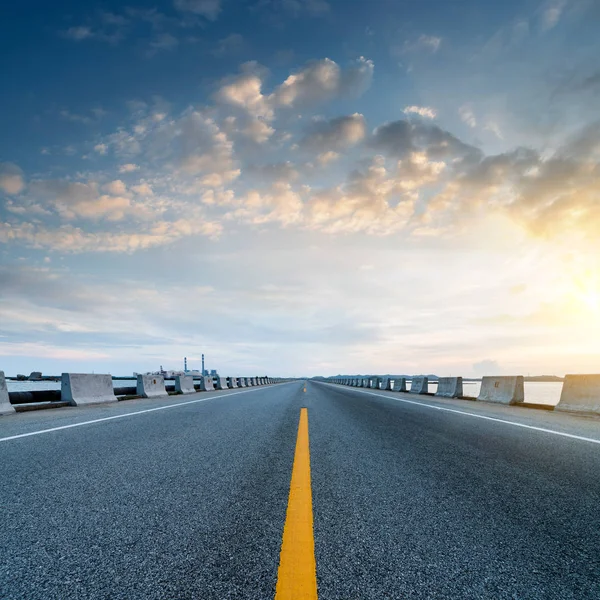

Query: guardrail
0;371;292;415
323;374;600;415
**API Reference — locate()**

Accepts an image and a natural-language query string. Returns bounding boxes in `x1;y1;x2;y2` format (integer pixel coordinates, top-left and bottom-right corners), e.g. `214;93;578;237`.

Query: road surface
1;381;599;599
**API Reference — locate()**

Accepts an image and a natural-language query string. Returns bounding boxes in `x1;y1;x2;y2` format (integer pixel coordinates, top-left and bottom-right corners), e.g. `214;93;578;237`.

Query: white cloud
94;143;108;155
541;0;566;31
484;121;504;139
459;104;477;128
317;151;339;165
102;180;128;195
0;163;25;195
403;34;442;54
273;56;374;107
119;163;140;173
403;105;437;119
131;183;154;196
215;57;374;125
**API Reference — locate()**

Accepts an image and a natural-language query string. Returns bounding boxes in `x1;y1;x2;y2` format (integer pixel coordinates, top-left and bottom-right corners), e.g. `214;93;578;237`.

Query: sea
6;378;564;406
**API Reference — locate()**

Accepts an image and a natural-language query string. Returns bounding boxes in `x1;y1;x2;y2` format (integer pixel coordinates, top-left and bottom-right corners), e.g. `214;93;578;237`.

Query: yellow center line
275;408;318;599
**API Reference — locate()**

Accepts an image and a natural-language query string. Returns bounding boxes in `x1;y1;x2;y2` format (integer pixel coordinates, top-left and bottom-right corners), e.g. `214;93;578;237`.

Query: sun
580;288;600;312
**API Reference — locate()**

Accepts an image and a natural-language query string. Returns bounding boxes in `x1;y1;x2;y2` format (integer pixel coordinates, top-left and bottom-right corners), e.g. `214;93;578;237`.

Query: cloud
300;113;367;151
63;26;93;41
370;119;482;163
0;218;222;253
540;0;566;31
403;106;437;119
102;180;128;195
459;104;477;128
59;109;92;124
273;57;374;107
317;151;339;165
94;143;108;155
148;32;179;54
212;33;244;57
119;163;140;173
215;63;274;120
214;57;373;143
247;162;299;183
254;0;330;20
173;0;221;20
403;34;442;54
0;163;25;195
174;111;238;179
25;180;135;221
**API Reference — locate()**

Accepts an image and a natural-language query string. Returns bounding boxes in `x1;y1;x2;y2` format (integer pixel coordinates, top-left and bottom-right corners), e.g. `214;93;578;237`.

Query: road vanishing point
1;381;599;599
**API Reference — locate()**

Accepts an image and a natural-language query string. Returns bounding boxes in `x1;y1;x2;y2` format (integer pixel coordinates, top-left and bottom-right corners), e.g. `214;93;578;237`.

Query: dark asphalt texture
1;381;599;599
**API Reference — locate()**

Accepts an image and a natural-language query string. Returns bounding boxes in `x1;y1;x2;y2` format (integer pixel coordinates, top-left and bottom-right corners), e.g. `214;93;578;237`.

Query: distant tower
202;353;205;376
184;357;188;372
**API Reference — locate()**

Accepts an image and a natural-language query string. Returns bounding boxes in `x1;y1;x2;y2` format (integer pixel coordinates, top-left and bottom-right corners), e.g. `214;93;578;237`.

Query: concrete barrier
410;376;428;394
436;377;463;398
237;377;246;387
137;374;167;398
556;375;600;414
228;377;238;389
477;376;524;404
392;377;407;392
175;375;195;394
381;378;392;391
199;376;215;392
370;377;380;389
0;371;15;415
215;377;228;390
62;373;117;406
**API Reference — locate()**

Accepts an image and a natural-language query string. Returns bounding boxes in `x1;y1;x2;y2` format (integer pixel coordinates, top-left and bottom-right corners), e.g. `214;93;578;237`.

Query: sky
1;0;600;378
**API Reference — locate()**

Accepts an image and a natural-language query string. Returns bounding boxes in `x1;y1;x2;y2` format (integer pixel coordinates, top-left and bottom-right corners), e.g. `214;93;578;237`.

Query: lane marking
0;383;296;444
275;408;318;600
320;383;600;446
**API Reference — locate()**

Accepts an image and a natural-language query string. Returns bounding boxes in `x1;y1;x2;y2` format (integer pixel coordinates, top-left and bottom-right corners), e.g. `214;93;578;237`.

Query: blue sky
1;0;600;377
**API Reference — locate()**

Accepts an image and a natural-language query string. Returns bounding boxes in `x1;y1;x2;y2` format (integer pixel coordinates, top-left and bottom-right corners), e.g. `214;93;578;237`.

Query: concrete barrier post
370;377;380;389
477;376;524;404
214;377;228;390
237;377;246;387
0;371;15;415
381;378;392;391
199;376;215;392
556;374;600;414
410;376;428;394
392;377;407;392
137;374;167;398
175;375;195;394
228;377;238;389
436;377;463;398
62;373;117;406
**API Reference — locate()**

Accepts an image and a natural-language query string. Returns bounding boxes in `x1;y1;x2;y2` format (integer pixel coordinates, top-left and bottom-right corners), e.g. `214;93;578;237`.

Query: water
423;381;563;406
6;379;138;392
7;378;564;406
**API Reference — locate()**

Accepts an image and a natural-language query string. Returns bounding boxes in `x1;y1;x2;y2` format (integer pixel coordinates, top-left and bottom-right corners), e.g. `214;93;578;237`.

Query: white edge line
318;382;600;446
0;383;295;443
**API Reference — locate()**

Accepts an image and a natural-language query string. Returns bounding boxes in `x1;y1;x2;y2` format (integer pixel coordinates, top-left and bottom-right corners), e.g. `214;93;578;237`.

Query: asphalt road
1;381;599;599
